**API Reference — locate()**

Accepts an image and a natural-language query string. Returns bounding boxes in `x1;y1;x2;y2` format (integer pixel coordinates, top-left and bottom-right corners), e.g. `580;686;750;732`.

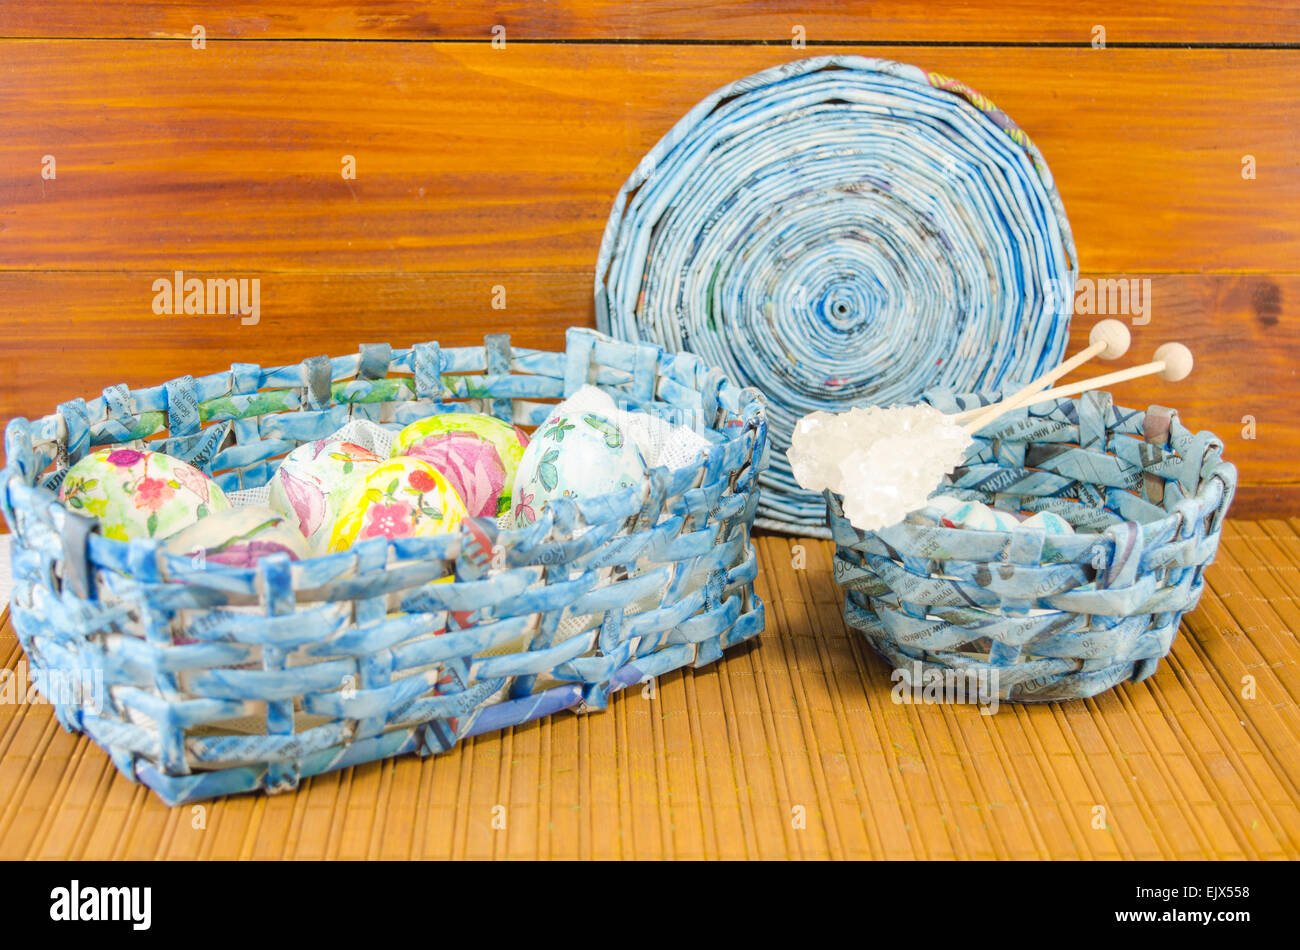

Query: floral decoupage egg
1019;511;1075;535
59;448;230;541
327;457;468;552
268;439;384;554
164;506;310;567
393;413;530;518
942;500;999;531
989;508;1023;532
511;412;646;527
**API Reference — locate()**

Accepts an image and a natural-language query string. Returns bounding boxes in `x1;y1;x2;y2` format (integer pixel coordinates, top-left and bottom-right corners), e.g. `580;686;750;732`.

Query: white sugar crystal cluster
789;405;973;532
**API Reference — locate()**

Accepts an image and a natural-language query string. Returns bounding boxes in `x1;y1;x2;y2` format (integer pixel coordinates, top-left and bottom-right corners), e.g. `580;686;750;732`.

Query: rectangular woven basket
1;327;768;805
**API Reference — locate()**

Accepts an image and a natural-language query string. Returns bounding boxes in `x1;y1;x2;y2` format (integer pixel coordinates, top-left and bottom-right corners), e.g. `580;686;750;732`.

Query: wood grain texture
0;272;584;423
0;26;1295;518
2;1;1298;42
0;272;1293;513
1;526;1297;859
1;43;1298;274
1064;274;1300;513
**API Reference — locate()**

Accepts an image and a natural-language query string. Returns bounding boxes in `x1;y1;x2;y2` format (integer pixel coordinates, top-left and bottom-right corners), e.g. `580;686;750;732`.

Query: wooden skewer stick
952;319;1131;428
960;343;1193;433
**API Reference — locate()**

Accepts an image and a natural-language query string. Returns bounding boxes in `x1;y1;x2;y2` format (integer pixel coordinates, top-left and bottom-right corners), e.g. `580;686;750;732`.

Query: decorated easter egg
1019;511;1075;535
268;438;384;554
943;500;998;531
924;494;965;517
59;448;229;541
327;457;468;552
989;508;1023;532
511;412;646;526
165;506;310;567
393;413;530;518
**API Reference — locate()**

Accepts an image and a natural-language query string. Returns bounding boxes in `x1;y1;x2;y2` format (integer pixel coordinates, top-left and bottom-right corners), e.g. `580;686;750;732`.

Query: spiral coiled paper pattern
597;56;1078;535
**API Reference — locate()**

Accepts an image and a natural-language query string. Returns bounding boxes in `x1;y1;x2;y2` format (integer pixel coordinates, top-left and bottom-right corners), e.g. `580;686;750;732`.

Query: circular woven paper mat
596;56;1078;536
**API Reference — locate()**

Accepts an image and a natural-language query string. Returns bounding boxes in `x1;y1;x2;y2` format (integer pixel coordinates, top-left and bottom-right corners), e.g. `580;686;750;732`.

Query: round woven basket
596;55;1077;537
1;328;767;804
827;390;1236;703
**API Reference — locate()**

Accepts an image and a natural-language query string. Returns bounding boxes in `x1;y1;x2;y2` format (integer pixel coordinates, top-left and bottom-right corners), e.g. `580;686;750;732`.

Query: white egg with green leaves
511;412;647;526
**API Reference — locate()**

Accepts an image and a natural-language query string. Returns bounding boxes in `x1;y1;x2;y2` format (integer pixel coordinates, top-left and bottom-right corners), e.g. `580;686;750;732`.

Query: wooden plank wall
1;4;1296;515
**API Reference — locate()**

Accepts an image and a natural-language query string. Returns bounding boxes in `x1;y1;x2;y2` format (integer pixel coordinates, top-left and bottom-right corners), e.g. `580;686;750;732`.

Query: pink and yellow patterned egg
327;457;468;552
164;506;310;567
393;413;530;518
268;438;384;554
59;448;230;541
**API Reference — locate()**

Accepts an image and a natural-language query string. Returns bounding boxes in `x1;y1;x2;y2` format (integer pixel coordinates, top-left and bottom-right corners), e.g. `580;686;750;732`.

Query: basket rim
2;328;768;570
825;391;1236;546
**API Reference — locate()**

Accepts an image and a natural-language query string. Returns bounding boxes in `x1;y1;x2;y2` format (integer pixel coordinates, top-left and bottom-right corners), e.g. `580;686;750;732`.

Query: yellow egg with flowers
327;457;468;552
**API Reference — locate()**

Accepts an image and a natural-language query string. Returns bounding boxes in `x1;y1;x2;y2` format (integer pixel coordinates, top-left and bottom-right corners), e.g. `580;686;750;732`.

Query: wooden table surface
1;521;1296;860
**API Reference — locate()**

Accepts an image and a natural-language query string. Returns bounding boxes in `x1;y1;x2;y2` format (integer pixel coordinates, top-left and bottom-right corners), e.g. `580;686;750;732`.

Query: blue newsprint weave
828;390;1236;702
1;328;768;805
597;56;1078;536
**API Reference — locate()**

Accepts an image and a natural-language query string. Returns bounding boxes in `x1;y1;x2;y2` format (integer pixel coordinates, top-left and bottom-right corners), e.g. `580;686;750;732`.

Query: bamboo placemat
0;520;1296;859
